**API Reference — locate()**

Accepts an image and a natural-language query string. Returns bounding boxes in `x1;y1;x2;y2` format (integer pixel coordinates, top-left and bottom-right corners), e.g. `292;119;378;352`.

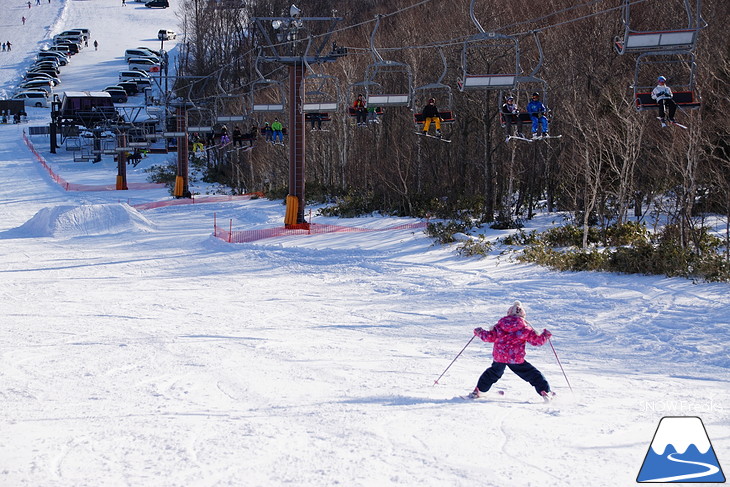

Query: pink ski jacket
474;316;551;364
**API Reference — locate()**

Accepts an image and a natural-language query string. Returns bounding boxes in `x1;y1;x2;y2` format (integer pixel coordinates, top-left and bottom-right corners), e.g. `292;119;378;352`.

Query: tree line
172;0;728;266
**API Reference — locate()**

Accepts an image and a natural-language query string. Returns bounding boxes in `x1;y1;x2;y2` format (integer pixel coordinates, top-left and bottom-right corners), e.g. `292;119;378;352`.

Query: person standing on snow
467;301;554;401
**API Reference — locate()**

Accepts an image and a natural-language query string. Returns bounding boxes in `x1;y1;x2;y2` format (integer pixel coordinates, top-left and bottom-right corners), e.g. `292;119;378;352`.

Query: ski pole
433;335;476;386
548;338;573;393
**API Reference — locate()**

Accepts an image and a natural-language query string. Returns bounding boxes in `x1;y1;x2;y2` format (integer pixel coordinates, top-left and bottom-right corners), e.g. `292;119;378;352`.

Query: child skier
468;300;555;401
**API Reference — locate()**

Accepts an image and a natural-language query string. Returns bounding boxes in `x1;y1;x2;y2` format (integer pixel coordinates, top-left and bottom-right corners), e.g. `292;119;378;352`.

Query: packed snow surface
0;1;728;486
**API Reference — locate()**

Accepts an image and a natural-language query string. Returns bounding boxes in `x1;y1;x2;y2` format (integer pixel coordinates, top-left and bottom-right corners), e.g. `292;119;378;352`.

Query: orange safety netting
214;221;428;243
133;194;260;210
23;133;165;191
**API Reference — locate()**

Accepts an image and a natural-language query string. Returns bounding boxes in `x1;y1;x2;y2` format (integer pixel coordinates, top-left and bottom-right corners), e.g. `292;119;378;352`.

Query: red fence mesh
214;221;428;243
23;133;165;191
23;133;427;243
132;194;261;210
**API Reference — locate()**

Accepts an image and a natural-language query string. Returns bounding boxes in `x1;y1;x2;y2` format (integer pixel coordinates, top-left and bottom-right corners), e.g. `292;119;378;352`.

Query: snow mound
13;203;155;238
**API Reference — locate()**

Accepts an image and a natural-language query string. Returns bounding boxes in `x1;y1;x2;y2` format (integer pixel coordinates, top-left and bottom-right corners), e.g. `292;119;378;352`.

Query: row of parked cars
12;28;91;108
100;46;163;104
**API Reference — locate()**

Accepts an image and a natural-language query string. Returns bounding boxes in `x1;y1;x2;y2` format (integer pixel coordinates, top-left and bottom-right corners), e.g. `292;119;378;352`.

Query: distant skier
22;16;26;25
526;92;549;138
652;76;677;124
6;41;11;51
467;301;554;401
93;40;98;50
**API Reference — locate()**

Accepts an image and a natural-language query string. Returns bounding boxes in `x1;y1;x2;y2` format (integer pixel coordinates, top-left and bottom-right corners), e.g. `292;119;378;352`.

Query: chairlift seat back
413;111;455;124
634;91;700;110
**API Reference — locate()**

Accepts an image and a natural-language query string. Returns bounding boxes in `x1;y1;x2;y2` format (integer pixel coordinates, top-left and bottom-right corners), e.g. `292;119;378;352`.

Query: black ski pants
477;360;550;396
659;99;677;120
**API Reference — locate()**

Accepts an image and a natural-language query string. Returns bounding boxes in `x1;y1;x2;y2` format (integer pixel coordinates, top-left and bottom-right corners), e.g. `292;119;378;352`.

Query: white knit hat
507;300;526;318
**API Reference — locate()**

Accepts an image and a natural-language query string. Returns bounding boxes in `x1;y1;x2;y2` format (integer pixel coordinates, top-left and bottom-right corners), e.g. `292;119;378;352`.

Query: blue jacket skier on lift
526;92;549;139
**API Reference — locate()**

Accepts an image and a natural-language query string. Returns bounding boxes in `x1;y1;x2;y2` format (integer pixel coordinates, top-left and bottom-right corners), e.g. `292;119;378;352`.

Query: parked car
104;87;128;104
38;51;69;65
135;46;160;56
54;41;80;54
119;70;151;82
130;78;152;89
53;34;83;46
31;58;61;69
47;45;71;56
25;72;61;86
128;57;161;73
158;29;176;40
28;66;61;77
12;91;50;108
124;49;160;63
18;79;54;95
116;81;140;95
58;29;88;41
145;0;169;8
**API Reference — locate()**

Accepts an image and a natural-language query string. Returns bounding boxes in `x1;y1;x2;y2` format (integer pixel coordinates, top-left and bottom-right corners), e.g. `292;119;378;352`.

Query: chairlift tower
253;6;346;227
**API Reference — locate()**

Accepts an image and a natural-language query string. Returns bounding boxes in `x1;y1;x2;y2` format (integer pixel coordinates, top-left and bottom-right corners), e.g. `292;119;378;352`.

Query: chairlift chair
458;32;520;91
633;51;701;111
302;73;340;113
359;15;414;108
458;0;520;91
215;94;248;124
614;0;706;55
185;105;215;134
250;76;286;113
413;49;455;127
